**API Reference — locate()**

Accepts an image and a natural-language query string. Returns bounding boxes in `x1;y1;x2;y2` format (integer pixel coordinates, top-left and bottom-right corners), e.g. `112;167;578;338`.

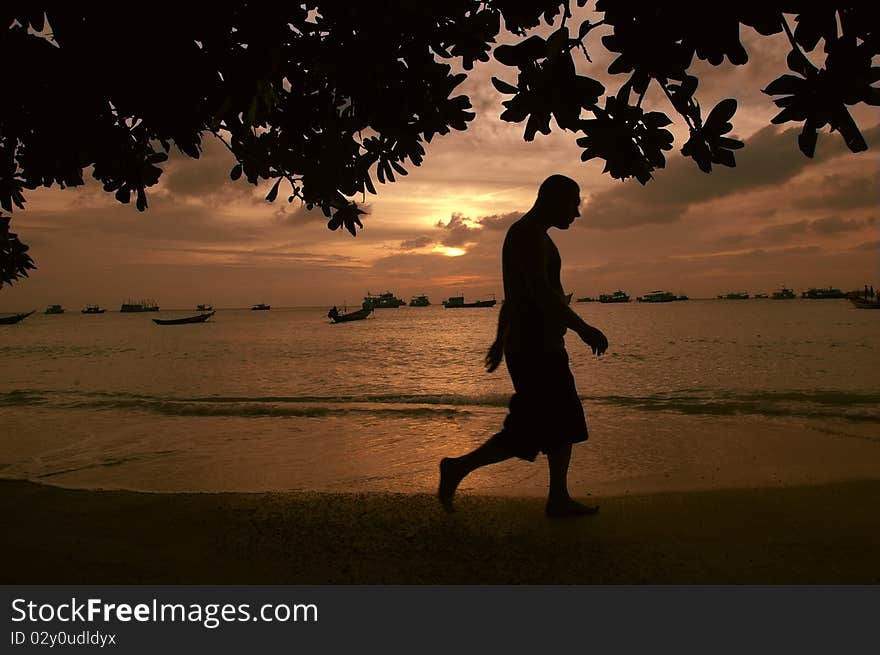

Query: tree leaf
546;26;570;56
363;171;376;195
265;178;281;202
713;148;736;168
704;99;737;132
493;44;521;66
491;77;519;95
798;124;818;157
763;74;804;97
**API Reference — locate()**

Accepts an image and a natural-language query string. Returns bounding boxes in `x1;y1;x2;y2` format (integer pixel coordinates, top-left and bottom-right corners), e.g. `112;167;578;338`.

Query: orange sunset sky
1;22;877;310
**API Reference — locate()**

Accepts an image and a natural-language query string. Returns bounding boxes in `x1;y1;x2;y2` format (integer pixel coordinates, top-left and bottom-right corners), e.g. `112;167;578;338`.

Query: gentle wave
594;392;880;422
2;389;878;422
73;399;468;419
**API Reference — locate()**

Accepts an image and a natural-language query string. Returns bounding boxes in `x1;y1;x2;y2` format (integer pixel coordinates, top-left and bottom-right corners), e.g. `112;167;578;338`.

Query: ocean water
1;301;878;496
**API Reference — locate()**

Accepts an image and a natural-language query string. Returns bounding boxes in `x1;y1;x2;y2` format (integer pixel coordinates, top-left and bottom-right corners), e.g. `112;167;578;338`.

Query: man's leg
438;433;512;512
545;444;599;517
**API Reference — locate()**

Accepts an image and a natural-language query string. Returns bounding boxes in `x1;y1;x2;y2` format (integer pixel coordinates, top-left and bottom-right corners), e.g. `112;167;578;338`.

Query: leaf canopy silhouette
1;2;877;285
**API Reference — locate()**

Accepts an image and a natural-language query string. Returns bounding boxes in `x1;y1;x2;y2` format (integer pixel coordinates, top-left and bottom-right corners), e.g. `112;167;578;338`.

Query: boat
753;293;769;299
363;291;406;308
0;310;35;325
153;311;215;325
850;297;880;309
328;303;374;323
121;299;159;312
722;292;749;300
44;304;64;314
771;287;796;299
675;295;689;301
848;286;879;309
442;294;497;308
251;303;271;311
409;295;431;307
599;291;630;303
81;305;106;314
637;290;675;303
576;296;596;303
196;304;213;311
802;287;846;299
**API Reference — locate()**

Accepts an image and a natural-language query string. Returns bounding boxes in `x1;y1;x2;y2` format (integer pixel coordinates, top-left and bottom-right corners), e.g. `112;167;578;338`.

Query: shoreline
3;478;879;584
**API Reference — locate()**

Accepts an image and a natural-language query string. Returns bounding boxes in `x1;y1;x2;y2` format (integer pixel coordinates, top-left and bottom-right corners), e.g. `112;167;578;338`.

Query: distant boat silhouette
44;304;64;314
81;305;106;314
196;304;213;311
153;311;215;325
721;292;749;300
0;310;35;325
802;287;846;299
849;297;880;309
772;287;796;299
251;303;271;311
328;304;373;323
121;299;159;312
576;296;596;303
442;294;496;308
364;291;406;308
409;294;431;307
599;290;630;303
637;290;675;303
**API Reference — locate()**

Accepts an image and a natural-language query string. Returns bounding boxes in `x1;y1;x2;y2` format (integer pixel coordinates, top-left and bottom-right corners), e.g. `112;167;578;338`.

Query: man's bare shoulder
504;215;542;248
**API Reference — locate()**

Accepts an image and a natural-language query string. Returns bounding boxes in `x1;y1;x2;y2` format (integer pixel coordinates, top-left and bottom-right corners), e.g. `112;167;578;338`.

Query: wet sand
2;479;878;584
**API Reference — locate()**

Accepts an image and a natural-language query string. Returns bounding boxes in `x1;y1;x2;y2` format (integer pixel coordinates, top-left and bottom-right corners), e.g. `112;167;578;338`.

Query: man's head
535;175;581;229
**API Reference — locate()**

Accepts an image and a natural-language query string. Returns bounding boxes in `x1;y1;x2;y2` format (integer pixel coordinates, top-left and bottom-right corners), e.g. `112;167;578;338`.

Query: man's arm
566;309;608;355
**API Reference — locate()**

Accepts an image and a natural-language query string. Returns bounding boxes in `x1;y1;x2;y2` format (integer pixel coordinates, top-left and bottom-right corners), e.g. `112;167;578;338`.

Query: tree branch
656;78;696;131
779;13;799;54
210;130;302;192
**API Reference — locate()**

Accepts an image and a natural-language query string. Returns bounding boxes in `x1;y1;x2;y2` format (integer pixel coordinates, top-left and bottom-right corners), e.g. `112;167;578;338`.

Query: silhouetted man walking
438;174;608;517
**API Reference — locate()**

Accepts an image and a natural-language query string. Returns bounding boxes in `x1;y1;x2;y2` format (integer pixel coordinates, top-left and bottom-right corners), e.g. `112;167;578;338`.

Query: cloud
273;202;330;226
160;136;246;201
430;210;526;250
435;212;481;247
809;215;873;235
718;216;874;247
158;244;361;268
475;211;523;231
757;220;812;240
582;123;880;230
792;174;879;211
23;194;261;245
399;235;434;250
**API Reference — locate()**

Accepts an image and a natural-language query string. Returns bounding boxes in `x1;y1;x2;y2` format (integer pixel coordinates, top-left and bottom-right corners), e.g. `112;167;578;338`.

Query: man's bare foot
438;458;464;513
545;497;599;518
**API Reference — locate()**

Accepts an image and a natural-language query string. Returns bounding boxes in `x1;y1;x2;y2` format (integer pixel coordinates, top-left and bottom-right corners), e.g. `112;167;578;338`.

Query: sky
2;18;878;311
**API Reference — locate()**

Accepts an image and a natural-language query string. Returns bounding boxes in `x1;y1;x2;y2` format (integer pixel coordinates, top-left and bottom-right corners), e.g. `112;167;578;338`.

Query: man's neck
521;206;553;232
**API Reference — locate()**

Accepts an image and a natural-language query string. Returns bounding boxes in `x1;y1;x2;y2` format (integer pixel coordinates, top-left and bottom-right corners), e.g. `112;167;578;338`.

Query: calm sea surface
1;301;878;496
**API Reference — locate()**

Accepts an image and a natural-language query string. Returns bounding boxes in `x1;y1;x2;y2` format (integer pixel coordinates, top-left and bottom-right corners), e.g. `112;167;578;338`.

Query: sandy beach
2;478;878;584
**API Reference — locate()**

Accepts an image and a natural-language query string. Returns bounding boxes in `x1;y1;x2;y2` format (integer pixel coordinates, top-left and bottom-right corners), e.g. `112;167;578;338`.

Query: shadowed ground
2;479;878;584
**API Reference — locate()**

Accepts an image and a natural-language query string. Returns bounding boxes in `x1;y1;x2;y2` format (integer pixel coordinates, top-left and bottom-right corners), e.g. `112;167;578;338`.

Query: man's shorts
494;348;589;461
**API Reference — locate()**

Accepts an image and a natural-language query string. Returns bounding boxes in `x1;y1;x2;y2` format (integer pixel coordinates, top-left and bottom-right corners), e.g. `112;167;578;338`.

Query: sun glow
433;246;466;257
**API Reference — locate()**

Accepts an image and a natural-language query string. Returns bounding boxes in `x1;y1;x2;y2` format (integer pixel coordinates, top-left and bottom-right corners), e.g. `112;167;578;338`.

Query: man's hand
579;325;608;356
